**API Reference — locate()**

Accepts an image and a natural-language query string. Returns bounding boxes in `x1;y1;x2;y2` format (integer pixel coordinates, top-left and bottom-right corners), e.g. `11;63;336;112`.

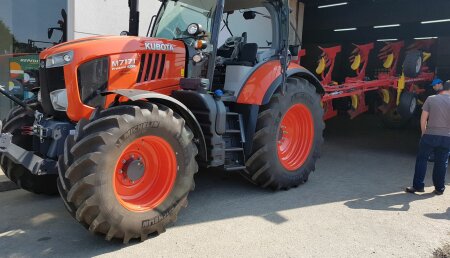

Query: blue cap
214;89;224;97
431;79;443;87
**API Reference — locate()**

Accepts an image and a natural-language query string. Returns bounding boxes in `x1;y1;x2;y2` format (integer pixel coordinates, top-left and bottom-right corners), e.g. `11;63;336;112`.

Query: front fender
104;89;207;163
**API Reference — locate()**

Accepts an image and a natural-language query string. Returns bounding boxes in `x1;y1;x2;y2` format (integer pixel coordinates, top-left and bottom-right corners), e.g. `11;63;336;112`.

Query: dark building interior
300;0;450;82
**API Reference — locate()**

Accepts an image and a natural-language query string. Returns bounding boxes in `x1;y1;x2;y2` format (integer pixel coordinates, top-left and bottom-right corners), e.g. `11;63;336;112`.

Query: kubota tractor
0;0;324;243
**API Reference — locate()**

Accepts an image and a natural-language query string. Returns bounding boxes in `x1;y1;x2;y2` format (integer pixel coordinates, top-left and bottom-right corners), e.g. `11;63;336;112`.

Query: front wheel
57;103;198;243
245;78;325;190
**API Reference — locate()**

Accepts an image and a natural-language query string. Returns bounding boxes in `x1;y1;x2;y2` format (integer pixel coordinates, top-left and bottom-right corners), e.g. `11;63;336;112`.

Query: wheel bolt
122;159;126;164
119;169;123;174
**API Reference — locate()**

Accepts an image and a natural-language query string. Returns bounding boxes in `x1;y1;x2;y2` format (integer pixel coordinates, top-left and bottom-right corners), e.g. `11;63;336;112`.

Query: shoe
433;189;444;195
405;186;425;193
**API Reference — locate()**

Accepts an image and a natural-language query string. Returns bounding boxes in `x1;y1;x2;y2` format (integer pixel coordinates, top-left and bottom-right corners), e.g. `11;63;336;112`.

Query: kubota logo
145;42;175;51
111;58;136;71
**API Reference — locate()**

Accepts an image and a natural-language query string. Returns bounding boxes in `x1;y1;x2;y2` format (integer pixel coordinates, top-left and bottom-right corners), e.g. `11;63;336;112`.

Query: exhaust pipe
128;0;140;36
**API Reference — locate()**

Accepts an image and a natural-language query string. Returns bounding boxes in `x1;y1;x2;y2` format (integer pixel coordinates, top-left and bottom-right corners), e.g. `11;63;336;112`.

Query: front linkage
0;87;73;177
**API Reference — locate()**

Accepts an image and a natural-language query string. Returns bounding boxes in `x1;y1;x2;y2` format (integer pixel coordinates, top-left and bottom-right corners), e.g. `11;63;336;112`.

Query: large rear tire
57;103;198;243
245;78;325;190
0;103;58;195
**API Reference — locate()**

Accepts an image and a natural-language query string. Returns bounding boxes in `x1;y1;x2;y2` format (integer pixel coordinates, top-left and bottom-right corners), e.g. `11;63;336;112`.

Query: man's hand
420;110;429;136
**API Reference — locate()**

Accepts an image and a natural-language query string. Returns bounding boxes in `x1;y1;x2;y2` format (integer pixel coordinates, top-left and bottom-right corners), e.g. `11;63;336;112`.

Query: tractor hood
40;35;186;64
38;35;187;122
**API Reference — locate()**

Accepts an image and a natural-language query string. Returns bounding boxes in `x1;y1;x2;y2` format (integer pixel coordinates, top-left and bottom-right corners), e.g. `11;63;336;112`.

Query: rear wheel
245;78;325;190
57;103;198;243
0;102;58;195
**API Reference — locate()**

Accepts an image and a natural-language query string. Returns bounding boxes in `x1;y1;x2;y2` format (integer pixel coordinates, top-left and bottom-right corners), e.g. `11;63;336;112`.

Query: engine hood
40;35;186;62
38;35;187;122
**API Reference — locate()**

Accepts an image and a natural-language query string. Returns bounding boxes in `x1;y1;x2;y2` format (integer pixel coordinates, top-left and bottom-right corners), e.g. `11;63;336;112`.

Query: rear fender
103;89;207;163
261;68;324;106
236;61;324;106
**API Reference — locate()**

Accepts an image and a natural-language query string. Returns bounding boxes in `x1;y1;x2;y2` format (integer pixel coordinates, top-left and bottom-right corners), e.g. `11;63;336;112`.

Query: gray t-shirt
422;94;450;136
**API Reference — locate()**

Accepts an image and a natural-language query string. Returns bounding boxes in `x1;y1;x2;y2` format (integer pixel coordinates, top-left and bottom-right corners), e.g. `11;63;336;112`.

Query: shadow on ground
0;114;447;257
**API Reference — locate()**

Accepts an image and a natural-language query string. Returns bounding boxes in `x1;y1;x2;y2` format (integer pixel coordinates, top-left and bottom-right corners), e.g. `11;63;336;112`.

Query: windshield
153;0;217;42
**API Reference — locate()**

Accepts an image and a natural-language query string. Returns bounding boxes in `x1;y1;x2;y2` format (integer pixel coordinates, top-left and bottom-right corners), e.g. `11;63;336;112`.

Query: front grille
39;65;67;118
137;54;166;83
77;57;109;107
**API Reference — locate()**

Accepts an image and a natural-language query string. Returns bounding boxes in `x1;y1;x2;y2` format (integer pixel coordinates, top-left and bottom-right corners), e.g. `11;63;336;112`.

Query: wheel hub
124;158;145;182
113;136;177;212
277;104;314;171
409;99;417;114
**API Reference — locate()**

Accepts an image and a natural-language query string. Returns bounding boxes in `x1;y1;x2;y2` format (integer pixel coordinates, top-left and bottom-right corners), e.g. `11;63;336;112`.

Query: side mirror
289;45;300;57
48;28;54;39
243;11;256;20
120;31;129;36
61;9;67;20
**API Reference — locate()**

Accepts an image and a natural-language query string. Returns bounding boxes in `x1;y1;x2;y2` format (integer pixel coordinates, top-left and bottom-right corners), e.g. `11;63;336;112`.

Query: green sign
9;54;40;79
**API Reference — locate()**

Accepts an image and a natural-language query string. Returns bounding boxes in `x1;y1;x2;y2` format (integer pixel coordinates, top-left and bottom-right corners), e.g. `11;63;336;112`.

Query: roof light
373;24;400;29
414;37;438;40
377;39;398;42
334;28;356;32
421;19;450;24
318;2;348;8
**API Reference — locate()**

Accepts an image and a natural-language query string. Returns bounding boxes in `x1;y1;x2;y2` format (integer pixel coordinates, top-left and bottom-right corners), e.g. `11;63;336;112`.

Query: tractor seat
223;43;258;67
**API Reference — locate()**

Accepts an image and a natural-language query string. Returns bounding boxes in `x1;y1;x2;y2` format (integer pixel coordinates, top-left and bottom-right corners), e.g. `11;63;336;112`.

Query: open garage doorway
287;0;450;128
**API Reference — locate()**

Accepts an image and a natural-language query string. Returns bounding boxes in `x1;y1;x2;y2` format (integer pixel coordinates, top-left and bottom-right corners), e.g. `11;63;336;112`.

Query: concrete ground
0;114;449;258
0;164;18;192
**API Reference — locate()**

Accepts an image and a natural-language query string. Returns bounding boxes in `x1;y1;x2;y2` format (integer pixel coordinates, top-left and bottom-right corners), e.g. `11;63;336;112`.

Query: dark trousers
413;134;450;191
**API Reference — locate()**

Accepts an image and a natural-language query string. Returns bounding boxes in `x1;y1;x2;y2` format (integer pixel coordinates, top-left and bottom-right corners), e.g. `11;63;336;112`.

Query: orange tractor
0;0;325;242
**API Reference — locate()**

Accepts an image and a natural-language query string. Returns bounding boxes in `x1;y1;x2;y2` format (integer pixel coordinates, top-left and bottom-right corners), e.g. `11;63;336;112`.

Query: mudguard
103;89;207;163
236;60;324;106
261;67;325;105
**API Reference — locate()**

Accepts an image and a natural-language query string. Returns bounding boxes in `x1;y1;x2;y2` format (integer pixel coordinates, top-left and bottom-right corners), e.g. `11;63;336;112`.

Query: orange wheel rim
277;104;314;171
113;136;177;212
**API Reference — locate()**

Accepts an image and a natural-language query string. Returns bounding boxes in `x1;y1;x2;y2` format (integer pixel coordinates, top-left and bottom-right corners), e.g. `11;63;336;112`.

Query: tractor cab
151;0;292;96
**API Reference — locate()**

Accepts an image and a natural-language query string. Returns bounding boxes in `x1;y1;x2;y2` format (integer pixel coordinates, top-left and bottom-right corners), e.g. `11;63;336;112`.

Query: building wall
70;0;161;39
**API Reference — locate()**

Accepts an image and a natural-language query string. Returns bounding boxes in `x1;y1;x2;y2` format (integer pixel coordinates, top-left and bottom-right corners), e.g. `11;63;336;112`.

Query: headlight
49;89;68;111
187;23;202;35
46;51;74;68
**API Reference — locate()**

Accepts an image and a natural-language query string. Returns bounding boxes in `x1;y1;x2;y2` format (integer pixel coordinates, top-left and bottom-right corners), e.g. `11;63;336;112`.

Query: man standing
427;78;444;162
406;81;450;195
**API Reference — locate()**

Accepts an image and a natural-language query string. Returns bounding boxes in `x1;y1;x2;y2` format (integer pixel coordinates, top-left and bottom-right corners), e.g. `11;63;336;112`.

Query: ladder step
226;112;240;116
225;129;241;134
224;165;246;172
225;147;244;152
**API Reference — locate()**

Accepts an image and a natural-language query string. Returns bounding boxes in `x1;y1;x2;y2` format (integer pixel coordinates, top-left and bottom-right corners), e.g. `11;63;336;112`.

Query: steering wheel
223;36;241;48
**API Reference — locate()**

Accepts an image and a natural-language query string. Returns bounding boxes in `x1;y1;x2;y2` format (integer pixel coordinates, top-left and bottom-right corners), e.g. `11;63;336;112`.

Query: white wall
70;0;161;39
